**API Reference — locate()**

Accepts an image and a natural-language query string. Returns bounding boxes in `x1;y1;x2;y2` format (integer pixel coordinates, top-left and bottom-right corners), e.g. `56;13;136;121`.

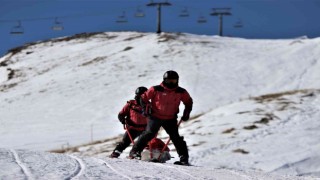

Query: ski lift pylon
10;20;24;34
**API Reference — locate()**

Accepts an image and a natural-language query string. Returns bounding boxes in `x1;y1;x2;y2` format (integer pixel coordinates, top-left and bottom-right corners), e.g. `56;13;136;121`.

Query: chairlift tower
210;8;232;36
146;1;172;34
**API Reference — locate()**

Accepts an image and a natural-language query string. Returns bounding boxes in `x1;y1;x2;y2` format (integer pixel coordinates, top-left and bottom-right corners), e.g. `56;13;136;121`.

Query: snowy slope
66;89;320;178
1;32;320;179
185;89;320;177
0;148;313;180
1;32;320;151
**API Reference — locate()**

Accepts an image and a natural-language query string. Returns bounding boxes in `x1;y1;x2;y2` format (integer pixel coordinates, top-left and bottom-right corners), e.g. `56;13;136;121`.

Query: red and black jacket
118;100;148;131
141;83;193;120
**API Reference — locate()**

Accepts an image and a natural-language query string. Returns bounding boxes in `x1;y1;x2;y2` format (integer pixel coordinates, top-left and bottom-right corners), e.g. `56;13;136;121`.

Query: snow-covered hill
64;89;320;178
1;32;320;179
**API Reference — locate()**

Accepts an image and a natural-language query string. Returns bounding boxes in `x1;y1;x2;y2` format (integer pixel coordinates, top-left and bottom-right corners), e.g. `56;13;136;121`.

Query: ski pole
124;124;135;145
158;119;183;161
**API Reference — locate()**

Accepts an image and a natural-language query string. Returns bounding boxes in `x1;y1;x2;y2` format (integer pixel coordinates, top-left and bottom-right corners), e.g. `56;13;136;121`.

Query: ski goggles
165;79;178;84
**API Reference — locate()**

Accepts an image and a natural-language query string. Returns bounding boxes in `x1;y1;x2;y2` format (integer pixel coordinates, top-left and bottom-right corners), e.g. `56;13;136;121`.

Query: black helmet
163;70;179;80
163;70;179;89
135;86;148;95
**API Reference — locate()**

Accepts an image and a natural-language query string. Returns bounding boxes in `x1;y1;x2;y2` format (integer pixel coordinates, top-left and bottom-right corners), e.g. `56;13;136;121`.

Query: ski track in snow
66;155;86;180
99;159;133;180
10;149;34;180
135;160;162;179
152;162;198;179
227;169;255;180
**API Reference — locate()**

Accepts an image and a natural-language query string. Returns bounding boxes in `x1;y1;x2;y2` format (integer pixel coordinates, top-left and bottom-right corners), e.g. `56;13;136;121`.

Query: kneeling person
110;87;148;158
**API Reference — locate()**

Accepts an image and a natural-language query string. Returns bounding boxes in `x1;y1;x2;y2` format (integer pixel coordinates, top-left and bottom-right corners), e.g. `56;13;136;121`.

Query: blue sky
1;0;320;56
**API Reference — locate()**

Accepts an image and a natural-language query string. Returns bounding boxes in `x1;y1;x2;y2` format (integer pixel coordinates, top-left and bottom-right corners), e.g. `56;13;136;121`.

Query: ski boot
174;155;190;166
128;151;141;160
109;150;121;158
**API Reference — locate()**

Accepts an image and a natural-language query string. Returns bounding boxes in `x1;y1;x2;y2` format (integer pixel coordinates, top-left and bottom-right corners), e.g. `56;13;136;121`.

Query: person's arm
181;91;193;121
118;103;130;124
140;87;155;116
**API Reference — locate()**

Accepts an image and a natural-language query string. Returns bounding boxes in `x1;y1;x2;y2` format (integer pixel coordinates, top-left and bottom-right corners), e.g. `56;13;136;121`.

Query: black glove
182;104;192;121
181;115;189;121
142;104;152;117
118;114;126;124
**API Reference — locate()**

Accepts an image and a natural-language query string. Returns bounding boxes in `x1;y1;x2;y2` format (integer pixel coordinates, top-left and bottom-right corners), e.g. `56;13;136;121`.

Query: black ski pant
131;117;189;158
114;128;143;152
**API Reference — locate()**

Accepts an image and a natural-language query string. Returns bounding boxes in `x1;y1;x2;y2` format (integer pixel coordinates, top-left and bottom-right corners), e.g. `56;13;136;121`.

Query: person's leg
162;120;189;163
130;117;162;157
111;129;141;157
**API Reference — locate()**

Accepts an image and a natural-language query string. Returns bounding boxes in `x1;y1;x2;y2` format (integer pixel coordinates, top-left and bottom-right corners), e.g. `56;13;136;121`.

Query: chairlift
52;17;64;31
197;16;207;24
10;20;24;34
234;19;243;28
116;11;128;23
135;7;145;17
179;7;189;17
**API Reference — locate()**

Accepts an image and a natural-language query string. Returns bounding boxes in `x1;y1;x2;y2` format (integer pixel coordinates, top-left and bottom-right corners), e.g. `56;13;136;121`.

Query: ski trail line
153;163;197;179
10;149;34;180
227;169;253;180
99;159;133;180
169;165;197;179
65;155;86;180
136;160;161;179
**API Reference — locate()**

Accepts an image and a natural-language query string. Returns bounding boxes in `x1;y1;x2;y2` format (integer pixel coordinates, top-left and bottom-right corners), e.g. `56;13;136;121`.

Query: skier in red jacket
110;86;148;158
129;70;193;165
